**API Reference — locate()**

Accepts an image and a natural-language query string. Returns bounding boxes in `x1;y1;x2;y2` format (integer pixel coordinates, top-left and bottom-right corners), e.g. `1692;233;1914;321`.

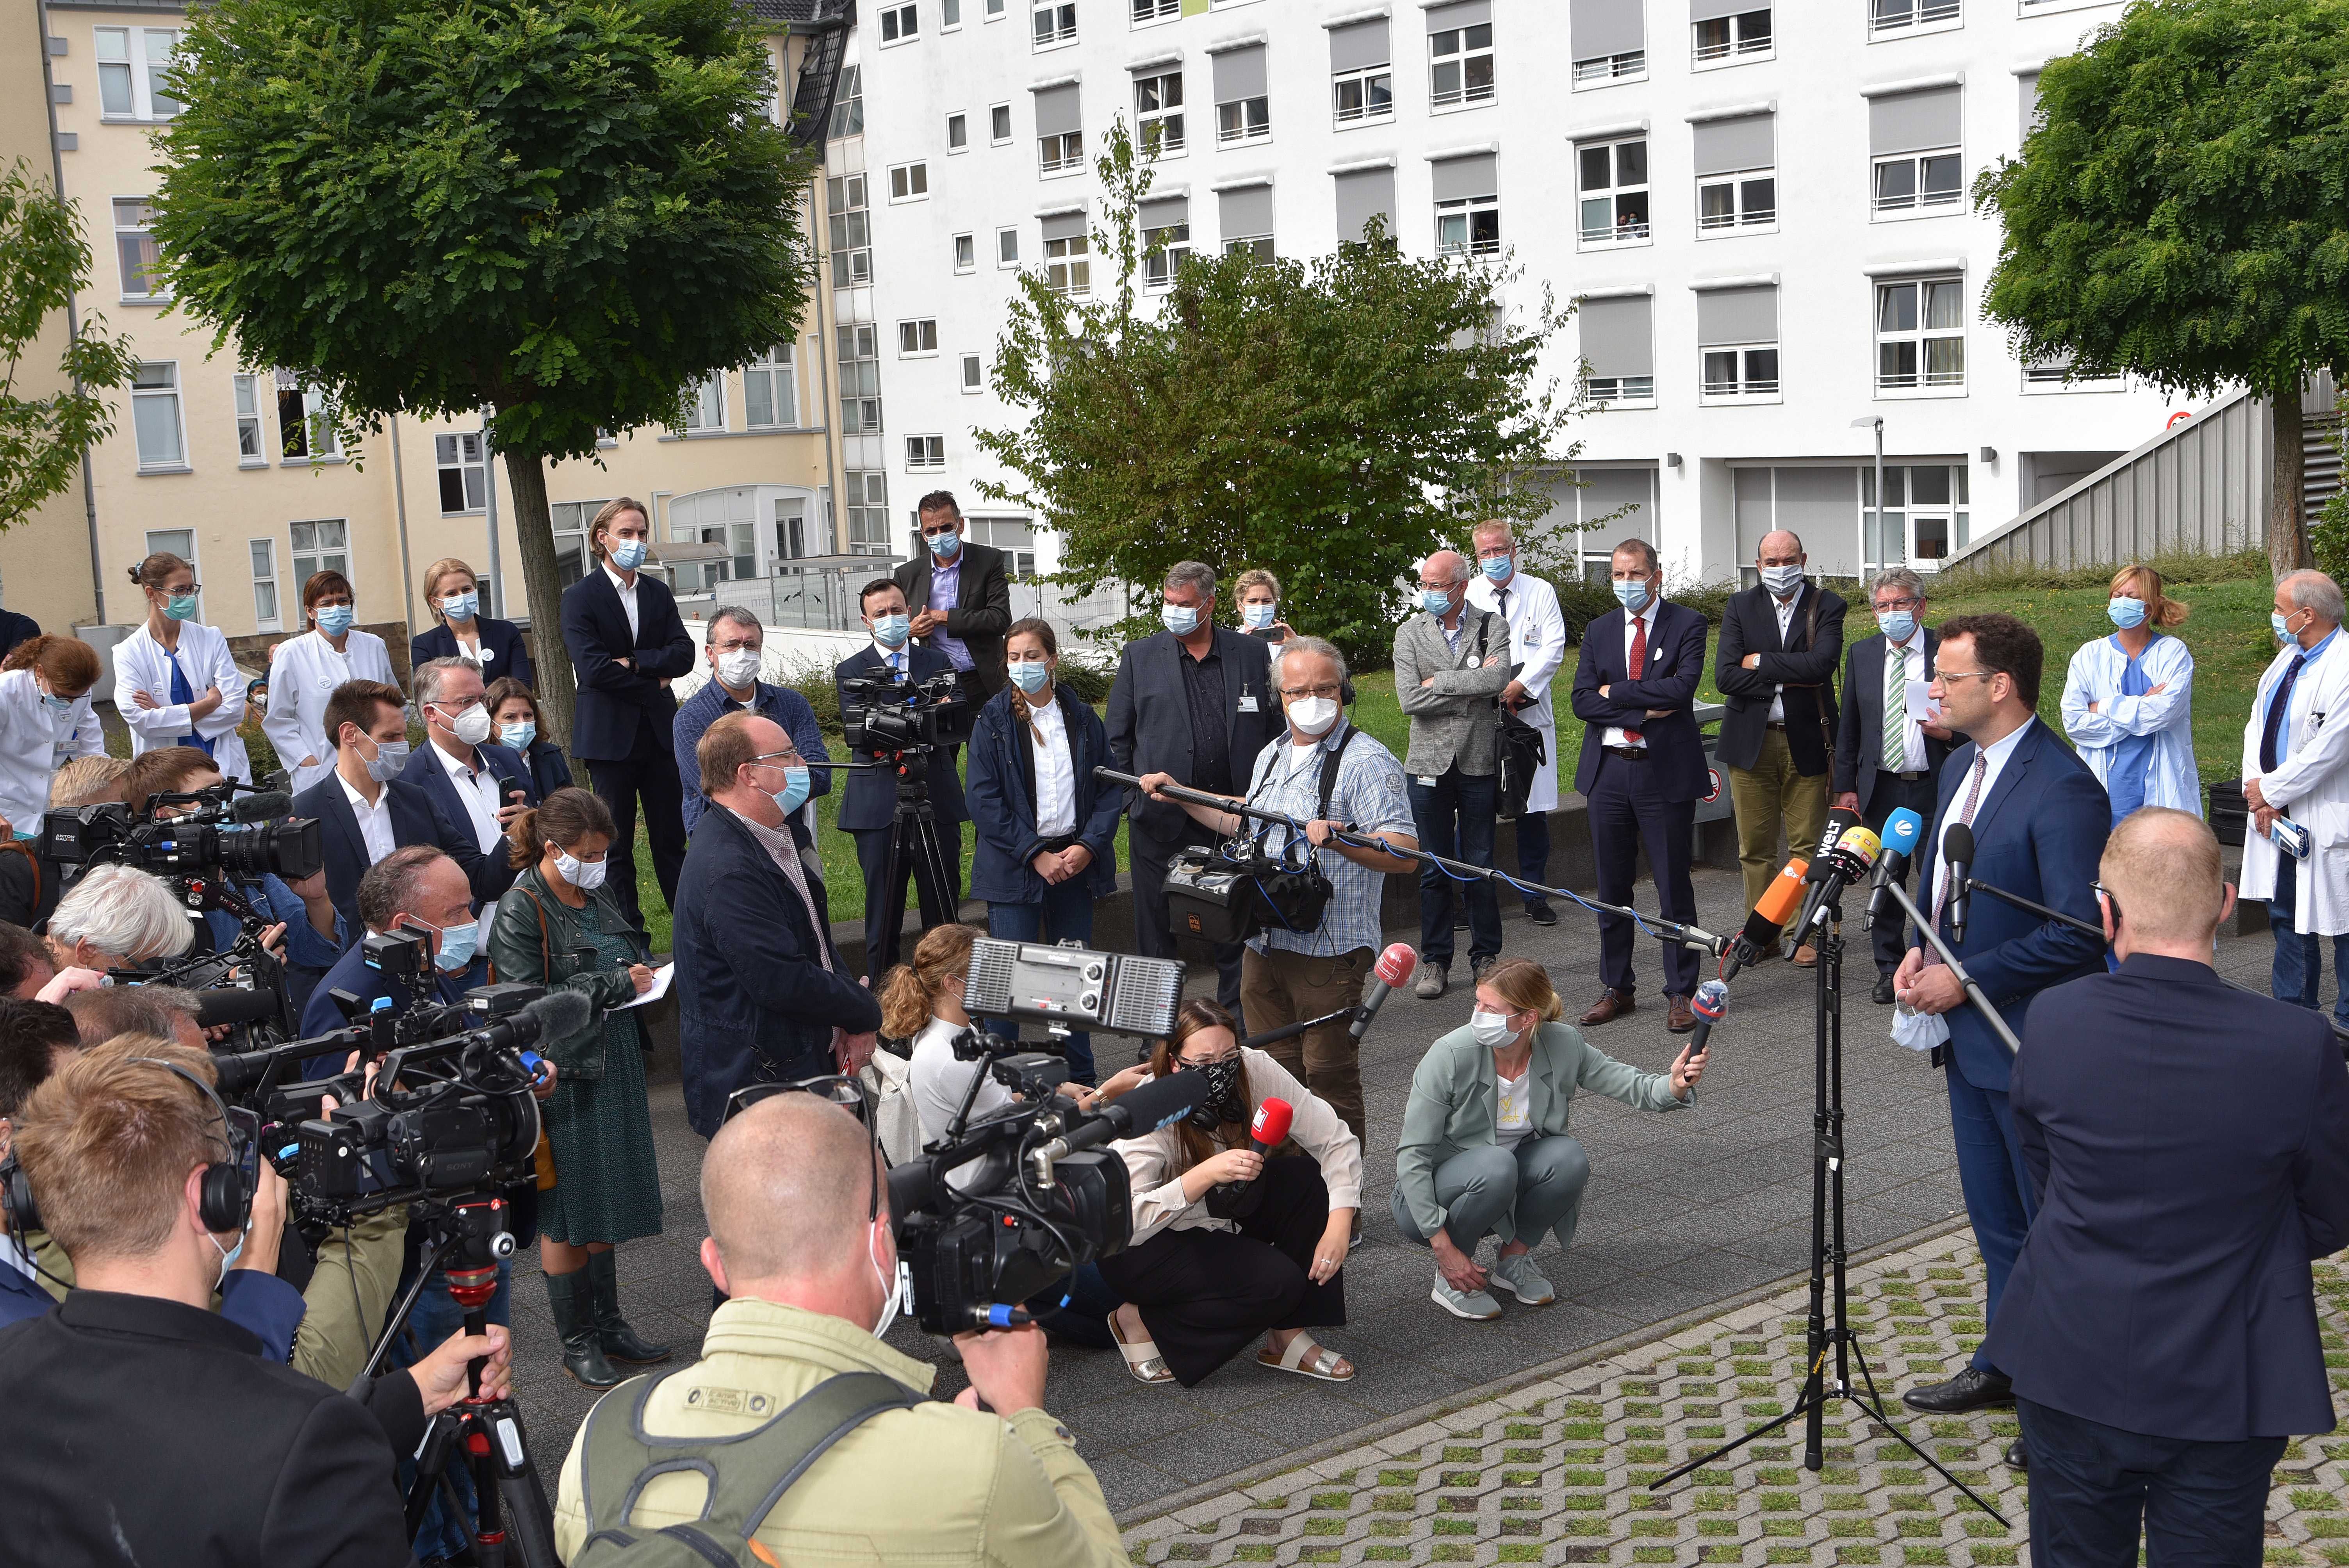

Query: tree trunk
2272;377;2312;579
502;449;578;754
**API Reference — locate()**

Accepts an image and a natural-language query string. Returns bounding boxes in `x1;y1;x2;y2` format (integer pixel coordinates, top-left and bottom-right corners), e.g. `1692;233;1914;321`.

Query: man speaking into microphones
1890;614;2107;1444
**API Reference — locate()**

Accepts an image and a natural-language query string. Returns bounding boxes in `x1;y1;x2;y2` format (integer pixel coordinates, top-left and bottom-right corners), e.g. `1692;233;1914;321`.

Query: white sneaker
1431;1272;1502;1320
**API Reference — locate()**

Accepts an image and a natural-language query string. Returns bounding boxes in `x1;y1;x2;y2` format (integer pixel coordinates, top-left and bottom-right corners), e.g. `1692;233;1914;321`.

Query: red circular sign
1704;767;1725;805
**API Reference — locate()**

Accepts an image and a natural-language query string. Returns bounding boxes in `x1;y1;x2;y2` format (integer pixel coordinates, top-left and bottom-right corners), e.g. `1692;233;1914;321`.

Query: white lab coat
113;621;252;783
2239;636;2349;934
0;668;105;837
260;629;398;796
1465;568;1567;813
2058;632;2198;816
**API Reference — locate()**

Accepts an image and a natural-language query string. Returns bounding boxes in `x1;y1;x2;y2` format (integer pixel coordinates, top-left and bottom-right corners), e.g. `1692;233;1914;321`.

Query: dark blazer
1715;581;1846;775
558;567;697;762
893;541;1013;696
673;677;833;835
1986;954;2349;1441
832;644;969;832
1833;629;1953;809
291;771;498;950
1911;718;2110;1092
409;614;534;691
0;609;38;660
299;933;470;1063
1104;626;1281;847
1568;600;1711;802
966;685;1122;904
0;1289;422;1566
673;805;882;1136
397;738;536;904
522;738;574;801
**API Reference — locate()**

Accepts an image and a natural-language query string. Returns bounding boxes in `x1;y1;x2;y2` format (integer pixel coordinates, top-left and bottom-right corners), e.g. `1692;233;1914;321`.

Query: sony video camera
39;779;323;886
841;667;968;753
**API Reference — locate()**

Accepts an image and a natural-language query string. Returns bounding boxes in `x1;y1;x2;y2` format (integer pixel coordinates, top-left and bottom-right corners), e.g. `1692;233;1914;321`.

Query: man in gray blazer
1395;550;1514;998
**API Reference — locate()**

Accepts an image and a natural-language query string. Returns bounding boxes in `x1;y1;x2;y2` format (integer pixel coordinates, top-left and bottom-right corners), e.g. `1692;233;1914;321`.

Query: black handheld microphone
1805;807;1861;882
194;986;284;1030
1792;824;1882;943
1039;1069;1211;1160
1942;821;1976;943
1724;859;1810;978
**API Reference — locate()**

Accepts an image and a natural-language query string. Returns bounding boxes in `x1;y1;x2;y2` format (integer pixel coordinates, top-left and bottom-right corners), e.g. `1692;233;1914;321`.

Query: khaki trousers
1241;944;1371;1148
1729;727;1829;937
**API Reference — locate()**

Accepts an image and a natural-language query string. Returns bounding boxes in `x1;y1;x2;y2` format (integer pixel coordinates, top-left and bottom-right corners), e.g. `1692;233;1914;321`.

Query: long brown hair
504;786;616;870
1005;617;1057;739
128;552;191;593
4;634;102;690
1123;997;1253;1174
877;922;982;1039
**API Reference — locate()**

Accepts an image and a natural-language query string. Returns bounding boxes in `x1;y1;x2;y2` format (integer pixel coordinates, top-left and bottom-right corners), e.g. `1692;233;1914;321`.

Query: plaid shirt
1241;718;1415;957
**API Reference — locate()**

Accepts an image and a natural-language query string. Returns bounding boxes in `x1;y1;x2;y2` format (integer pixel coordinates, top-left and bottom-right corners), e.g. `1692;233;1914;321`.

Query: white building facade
829;0;2190;589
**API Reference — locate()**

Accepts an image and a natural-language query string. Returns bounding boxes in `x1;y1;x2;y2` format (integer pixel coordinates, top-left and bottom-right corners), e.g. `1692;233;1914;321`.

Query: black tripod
364;1194;561;1568
1652;896;2010;1527
870;746;961;976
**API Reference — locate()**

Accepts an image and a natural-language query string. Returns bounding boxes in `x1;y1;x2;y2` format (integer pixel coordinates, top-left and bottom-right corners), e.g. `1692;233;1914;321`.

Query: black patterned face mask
1182;1055;1245;1123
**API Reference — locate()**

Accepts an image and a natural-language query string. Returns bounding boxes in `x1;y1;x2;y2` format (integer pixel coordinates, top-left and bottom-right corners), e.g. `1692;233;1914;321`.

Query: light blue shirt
2265;627;2339;753
1240;718;1416;958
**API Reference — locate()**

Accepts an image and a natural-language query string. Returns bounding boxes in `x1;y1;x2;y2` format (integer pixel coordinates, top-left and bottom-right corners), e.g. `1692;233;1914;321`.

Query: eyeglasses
1417;578;1462;592
724;1074;882;1222
1175;1048;1238;1069
1281;682;1342;700
711;637;762;654
752;747;804;766
1475;545;1512;560
1874;596;1923;612
920;522;961;539
1931;668;1998;684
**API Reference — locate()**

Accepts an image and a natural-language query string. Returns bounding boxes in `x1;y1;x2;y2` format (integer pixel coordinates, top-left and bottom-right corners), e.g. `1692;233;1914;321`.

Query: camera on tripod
841;667;967;752
38;780;323;886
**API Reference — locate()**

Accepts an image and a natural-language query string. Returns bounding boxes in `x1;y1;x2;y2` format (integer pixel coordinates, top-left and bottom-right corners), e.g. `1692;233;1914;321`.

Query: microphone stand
1240;1006;1357;1053
1877;880;2023;1059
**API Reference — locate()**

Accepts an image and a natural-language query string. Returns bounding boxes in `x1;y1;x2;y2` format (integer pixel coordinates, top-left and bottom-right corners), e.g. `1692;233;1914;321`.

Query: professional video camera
38;779;323;885
840;666;967;752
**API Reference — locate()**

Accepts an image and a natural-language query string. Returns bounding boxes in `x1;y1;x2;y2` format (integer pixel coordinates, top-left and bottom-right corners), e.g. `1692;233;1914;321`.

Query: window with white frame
838;324;882;432
1868;86;1962;216
548;502;603;585
1693;112;1775;232
232;373;266;465
906;435;946;470
961;353;985;391
1335;166;1397;245
1330;16;1392;125
132;363;185;470
1040;130;1083;172
1577;138;1649;246
1430;14;1496;105
113;199;163;299
1044;232;1091;294
845;472;893;555
436;432;487;512
943;0;962;22
250;539;282;631
1133;0;1179;19
953;232;976;272
1213;46;1269;144
1578;294;1654;403
1567;0;1641;85
1035;84;1081;172
888;162;929;201
1874;149;1960;212
1862;463;1968;564
1432;153;1499;255
1693;5;1770;62
1033;0;1076;45
1218;185;1274;260
1698;284;1780;399
827;174;871;285
95;27;182;120
1875;276;1965;391
991;102;1012;142
682;372;725;431
997;226;1021;266
987;0;1005;16
829;65;863;137
948;112;968;150
1870;0;1959;34
745;344;797;428
1135;71;1185;154
898;319;939;356
1142;212;1190;285
290;520;349;591
145;533;195;585
879;4;918;42
277;373;338;460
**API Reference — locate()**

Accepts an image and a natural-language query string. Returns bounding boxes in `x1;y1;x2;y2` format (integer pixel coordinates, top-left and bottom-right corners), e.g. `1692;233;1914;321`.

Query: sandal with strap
1110;1310;1175;1385
1259;1333;1356;1383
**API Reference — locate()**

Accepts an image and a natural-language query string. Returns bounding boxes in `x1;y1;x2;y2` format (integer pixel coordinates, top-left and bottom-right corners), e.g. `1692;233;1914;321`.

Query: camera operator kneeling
0;1039;509;1567
555;1090;1125;1566
1396;960;1706;1321
1096;998;1362;1387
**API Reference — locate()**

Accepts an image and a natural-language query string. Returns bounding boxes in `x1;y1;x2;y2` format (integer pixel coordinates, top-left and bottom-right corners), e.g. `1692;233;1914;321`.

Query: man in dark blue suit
1567;539;1711;1031
834;579;968;975
558;499;698;927
674;607;832;835
296;845;474;1042
1990;808;2349;1558
1893;612;2109;1427
402;658;534;925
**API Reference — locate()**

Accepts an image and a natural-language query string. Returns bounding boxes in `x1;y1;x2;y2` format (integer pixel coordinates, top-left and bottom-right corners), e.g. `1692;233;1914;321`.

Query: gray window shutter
1868;85;1962;155
1696;284;1778;346
1426;0;1492;27
1041;210;1087;241
2018;71;2041;143
1579;296;1653;378
1773;468;1860;577
1734;468;1774;560
1334;167;1396;243
1139;194;1189;229
1570;0;1642;58
1692;112;1773;175
1218;184;1274;241
1212;44;1267;102
1574;469;1655;540
1689;0;1748;17
1330;18;1390;73
1431;152;1497;204
1033;84;1081;137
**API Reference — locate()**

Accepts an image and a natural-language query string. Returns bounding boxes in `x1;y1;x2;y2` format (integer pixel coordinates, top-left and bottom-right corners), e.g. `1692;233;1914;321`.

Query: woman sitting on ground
1098;997;1360;1388
1396;959;1707;1321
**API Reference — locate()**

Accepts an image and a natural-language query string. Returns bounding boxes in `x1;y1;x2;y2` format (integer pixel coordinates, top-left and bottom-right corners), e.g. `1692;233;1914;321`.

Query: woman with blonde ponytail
883;921;996;1146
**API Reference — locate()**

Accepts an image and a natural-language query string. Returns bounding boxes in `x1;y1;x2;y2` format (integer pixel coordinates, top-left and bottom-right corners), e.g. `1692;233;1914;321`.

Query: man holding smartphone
405;657;536;967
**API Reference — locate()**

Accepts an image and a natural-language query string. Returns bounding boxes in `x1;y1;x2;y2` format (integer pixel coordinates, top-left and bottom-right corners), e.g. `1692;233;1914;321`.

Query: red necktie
1626;615;1647;743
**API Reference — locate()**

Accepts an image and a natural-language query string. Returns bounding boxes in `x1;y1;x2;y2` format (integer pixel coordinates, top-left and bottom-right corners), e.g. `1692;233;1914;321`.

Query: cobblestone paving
1118;1235;2349;1566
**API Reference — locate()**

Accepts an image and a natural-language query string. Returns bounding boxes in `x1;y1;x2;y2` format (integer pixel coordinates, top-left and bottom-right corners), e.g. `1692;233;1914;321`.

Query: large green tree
975;121;1586;665
151;0;820;742
1974;0;2349;577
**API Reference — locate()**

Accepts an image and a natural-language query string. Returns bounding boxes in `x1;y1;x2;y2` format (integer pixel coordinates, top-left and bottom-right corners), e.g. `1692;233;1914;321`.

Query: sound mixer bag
1162;732;1355;945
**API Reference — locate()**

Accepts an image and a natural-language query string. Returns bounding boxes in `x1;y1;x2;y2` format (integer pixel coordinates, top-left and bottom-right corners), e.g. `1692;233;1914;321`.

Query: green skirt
538;908;664;1246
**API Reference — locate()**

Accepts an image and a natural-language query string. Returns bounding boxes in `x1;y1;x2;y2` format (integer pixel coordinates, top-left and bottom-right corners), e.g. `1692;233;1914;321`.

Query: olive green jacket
1395;1021;1689;1245
553;1297;1125;1567
484;863;649;1081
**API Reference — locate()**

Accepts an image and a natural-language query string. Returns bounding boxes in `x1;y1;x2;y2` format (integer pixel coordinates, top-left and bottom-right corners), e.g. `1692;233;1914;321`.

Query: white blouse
1115;1048;1363;1245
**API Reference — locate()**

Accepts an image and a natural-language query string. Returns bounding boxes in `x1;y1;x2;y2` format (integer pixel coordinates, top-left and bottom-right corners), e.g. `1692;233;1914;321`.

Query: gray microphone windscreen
232;791;293;823
522;987;595;1043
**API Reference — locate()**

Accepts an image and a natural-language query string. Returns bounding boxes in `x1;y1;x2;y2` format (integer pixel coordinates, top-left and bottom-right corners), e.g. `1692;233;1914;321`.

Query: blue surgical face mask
440;591;479;623
926;530;962;559
2107;596;2148;630
501;720;536;750
1009;659;1051;695
430;918;479;974
314;604;355;637
1877;610;1917;643
770;765;811;817
164;593;200;622
1613;578;1653;612
1422;588;1454;615
1242;602;1278;629
1162;605;1201;636
872;613;911;649
1481;554;1513;583
37;681;73;716
610;538;648;571
2274;609;2301;641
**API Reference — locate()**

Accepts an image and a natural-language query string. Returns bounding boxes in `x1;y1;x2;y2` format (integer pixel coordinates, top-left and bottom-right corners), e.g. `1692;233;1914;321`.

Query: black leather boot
587;1249;673;1365
544;1267;620;1388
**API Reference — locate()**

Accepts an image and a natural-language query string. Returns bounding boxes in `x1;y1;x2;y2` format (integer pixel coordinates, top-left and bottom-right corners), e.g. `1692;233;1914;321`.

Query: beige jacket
1116;1049;1364;1245
552;1297;1124;1567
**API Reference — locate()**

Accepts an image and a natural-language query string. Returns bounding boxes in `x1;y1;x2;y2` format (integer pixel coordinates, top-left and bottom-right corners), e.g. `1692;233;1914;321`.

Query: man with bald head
1987;807;2349;1554
1716;529;1846;963
553;1092;1125;1565
1393;548;1514;997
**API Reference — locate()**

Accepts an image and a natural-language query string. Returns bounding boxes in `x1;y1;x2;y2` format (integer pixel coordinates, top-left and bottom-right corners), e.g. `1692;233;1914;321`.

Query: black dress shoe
2003;1439;2028;1470
1525;900;1558;926
1901;1366;2014;1413
1873;973;1897;1005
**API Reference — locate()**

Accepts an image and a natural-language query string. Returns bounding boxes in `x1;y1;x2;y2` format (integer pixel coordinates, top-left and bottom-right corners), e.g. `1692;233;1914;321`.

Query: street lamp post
1850;415;1885;576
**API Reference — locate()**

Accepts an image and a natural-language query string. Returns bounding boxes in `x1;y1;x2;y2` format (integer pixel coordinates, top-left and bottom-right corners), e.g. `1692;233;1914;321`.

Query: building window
991;103;1012;142
1133;0;1179;18
1694;7;1771;62
829;65;863;137
1435;195;1499;255
250;539;281;632
845;472;893;555
1876;277;1965;391
898;319;940;356
838;324;882;432
948;112;969;149
943;0;961;24
2022;352;2120;391
828;174;871;285
1217;94;1269;144
1431;21;1495;106
95;27;181;120
290;520;349;591
1874;150;1962;213
1863;464;1968;565
1870;0;1959;32
1213;45;1269;144
1225;234;1273;261
879;4;919;42
953;232;976;272
1040;130;1084;173
232;373;265;465
1143;220;1190;285
888;162;929;201
987;0;1005;16
906;435;946;470
1579;295;1655;405
1702;346;1780;398
997;226;1021;266
436;432;487;511
277;373;338;460
132;363;184;470
1577;139;1649;246
1135;71;1185;154
681;372;725;431
962;353;985;391
1698;166;1776;230
1333;64;1392;125
113;199;163;299
1033;0;1076;45
1045;233;1091;294
745;344;797;428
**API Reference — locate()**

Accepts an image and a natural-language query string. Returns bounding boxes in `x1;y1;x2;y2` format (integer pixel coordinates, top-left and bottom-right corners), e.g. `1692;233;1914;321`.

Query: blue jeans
2268;855;2349;1022
1407;768;1502;973
387;1254;513;1561
2018;1396;2285;1568
987;879;1099;1084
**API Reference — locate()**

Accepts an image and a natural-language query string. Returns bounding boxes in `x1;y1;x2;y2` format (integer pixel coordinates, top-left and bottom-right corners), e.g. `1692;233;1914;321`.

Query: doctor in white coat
1464;519;1568;923
0;634;107;839
113;552;251;785
261;567;399;797
2060;564;2198;826
2239;569;2349;1024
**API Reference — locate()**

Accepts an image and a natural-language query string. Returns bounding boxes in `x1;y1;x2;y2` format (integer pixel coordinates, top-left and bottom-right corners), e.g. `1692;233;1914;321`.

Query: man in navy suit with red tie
1568;539;1711;1033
